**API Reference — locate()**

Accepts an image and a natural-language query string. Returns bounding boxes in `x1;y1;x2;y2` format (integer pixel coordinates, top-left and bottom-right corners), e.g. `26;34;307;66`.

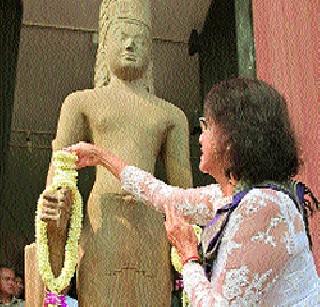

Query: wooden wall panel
23;0;100;30
12;27;96;131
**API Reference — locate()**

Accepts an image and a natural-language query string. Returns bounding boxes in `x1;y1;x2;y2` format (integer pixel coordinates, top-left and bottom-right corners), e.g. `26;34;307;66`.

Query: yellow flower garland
35;150;83;294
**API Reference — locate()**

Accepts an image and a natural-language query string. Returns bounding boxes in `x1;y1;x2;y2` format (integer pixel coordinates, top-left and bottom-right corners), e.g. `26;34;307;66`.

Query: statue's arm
52;93;91;152
45;93;90;277
46;92;91;187
165;109;193;189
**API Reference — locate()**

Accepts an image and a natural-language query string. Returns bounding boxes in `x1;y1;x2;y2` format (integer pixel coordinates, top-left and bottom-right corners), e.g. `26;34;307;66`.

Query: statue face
105;19;151;80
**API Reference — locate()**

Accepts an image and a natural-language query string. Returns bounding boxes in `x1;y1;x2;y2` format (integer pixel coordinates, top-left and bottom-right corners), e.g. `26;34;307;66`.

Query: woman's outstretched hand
164;199;199;265
64;142;101;169
64;142;127;179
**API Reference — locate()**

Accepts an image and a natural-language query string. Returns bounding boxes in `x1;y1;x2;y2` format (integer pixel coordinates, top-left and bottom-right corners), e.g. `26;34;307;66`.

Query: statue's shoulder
63;87;110;106
152;96;188;122
63;89;89;104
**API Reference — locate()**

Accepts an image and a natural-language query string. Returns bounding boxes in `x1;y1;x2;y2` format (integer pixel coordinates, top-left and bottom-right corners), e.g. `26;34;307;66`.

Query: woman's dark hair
204;78;300;184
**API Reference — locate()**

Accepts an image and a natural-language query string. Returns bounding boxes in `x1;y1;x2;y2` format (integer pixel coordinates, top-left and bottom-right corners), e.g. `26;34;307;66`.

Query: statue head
97;0;152;82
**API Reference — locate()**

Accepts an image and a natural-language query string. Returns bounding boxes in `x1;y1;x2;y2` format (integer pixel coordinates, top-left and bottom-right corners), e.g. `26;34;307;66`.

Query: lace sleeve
120;166;230;225
182;189;304;305
183;263;222;306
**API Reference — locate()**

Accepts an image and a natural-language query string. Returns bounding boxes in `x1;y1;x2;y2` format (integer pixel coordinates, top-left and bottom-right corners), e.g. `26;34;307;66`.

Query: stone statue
31;0;193;306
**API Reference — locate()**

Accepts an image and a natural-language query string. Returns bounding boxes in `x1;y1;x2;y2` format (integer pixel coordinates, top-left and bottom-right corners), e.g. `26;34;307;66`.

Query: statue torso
73;85;173;305
77;82;178;194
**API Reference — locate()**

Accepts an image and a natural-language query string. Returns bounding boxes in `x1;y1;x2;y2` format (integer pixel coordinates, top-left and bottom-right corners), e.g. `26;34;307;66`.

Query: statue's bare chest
86;92;169;147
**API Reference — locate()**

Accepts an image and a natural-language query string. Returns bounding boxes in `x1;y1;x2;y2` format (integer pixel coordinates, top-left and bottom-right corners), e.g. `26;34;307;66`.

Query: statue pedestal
24;243;45;307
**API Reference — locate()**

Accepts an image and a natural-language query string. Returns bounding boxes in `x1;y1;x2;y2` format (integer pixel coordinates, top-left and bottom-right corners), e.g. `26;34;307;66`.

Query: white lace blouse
120;166;319;306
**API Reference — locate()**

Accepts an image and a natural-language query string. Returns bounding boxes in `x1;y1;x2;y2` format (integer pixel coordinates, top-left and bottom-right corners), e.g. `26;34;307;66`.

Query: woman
44;78;319;305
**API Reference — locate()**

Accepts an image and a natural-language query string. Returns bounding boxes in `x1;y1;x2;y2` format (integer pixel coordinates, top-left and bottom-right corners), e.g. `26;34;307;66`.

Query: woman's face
199;117;226;181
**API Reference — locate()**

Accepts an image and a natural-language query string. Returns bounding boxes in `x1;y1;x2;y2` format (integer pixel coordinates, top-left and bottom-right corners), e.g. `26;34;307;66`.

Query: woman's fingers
62;142;99;169
62;142;83;155
62;147;72;153
69;141;89;151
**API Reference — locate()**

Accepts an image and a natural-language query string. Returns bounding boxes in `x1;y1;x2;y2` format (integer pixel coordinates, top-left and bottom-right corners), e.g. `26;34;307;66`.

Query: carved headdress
101;0;152;30
94;0;154;90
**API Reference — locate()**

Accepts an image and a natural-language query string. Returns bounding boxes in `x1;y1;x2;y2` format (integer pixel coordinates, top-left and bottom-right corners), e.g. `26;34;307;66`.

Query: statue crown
101;0;152;29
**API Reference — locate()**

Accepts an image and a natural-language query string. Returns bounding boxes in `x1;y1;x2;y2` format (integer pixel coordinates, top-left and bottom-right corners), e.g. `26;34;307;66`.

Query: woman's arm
121;166;230;225
67;142;230;225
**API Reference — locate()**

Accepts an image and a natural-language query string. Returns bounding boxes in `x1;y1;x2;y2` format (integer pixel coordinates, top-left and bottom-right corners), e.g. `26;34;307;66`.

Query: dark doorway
199;0;256;102
189;0;256;188
0;0;23;268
